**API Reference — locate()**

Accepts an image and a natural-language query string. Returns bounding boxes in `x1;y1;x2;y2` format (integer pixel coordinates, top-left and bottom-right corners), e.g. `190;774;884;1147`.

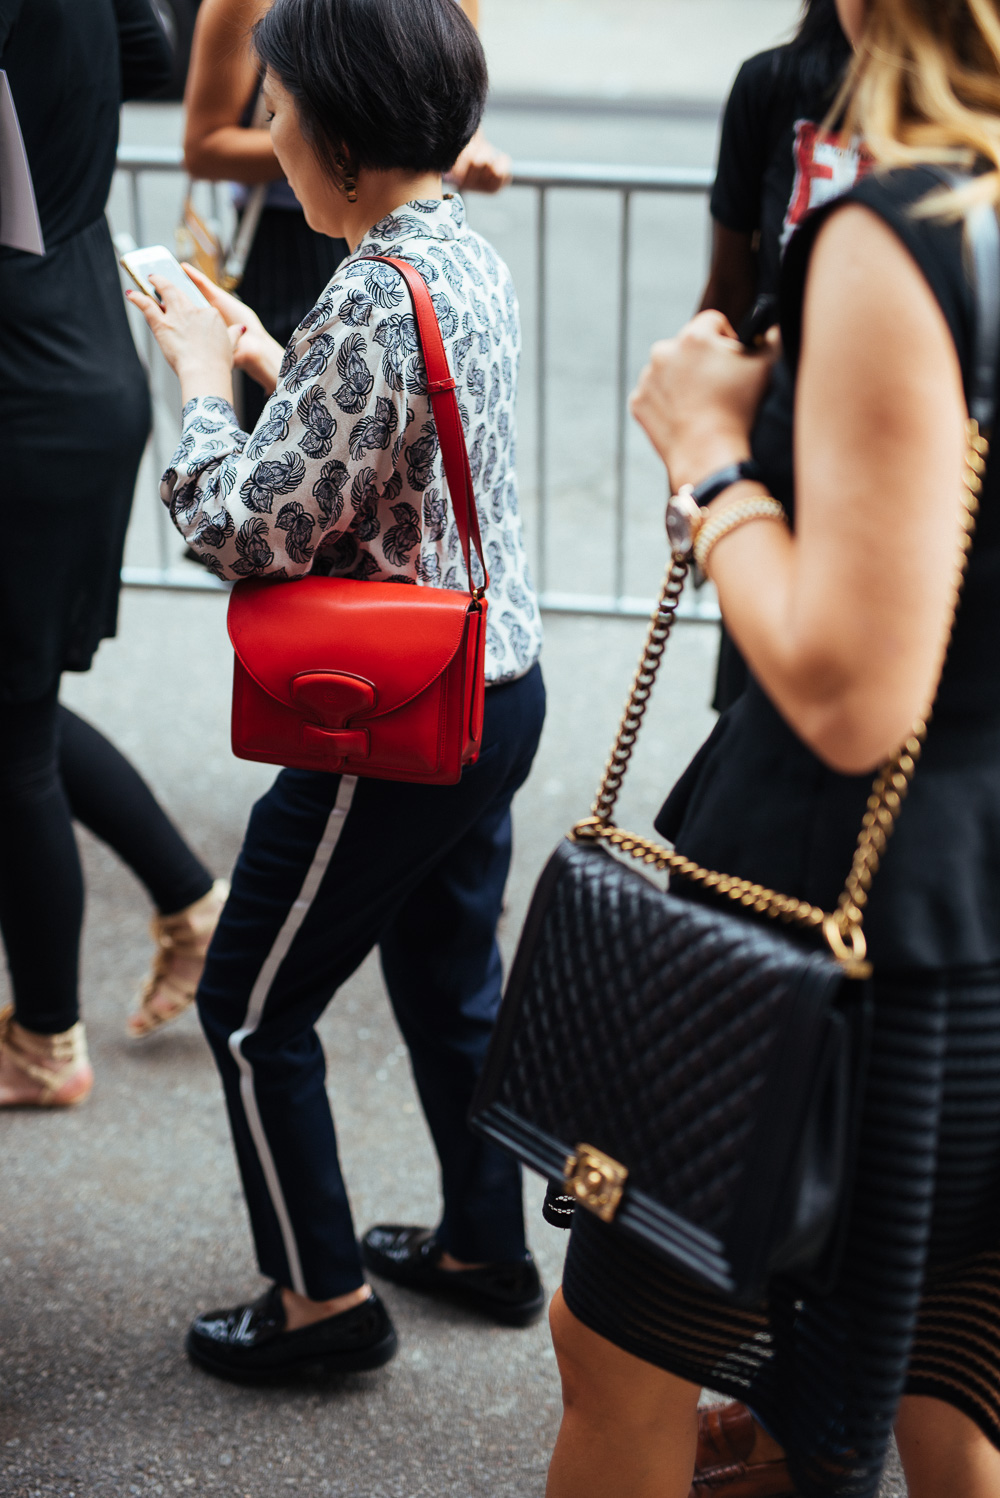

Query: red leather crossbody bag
226;256;489;786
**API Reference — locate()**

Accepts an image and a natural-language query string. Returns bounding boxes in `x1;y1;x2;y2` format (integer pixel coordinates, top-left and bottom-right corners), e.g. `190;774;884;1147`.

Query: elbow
798;713;904;777
780;653;923;776
183;138;214;179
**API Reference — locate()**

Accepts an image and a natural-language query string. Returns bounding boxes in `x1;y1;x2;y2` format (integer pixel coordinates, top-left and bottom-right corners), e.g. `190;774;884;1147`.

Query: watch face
665;493;699;557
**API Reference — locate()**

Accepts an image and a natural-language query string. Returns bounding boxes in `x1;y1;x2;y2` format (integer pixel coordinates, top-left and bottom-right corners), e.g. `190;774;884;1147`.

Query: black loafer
185;1284;397;1383
360;1224;546;1327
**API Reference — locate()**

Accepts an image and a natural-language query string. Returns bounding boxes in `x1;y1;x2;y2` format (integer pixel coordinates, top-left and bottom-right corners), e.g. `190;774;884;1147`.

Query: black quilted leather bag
471;194;999;1305
473;835;871;1301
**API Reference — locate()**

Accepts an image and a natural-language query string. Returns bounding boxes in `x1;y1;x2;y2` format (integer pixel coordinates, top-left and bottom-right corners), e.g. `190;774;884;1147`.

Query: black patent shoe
360;1224;546;1327
185;1284;397;1383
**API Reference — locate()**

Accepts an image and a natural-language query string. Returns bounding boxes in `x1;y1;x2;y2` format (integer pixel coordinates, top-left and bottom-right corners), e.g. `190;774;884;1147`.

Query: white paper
0;70;44;255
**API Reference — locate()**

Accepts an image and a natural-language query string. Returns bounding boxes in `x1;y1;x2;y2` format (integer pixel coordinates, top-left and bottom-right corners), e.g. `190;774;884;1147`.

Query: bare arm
632;207;968;775
449;0;511;193
698;222;758;329
182;0;283;183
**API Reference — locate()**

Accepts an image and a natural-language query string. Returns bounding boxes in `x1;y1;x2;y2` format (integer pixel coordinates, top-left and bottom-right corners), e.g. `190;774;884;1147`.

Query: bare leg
280;1284;371;1330
895;1395;1000;1498
546;1288;700;1498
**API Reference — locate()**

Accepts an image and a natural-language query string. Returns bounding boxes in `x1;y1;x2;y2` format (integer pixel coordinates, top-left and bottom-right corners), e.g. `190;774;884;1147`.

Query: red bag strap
368;255;488;599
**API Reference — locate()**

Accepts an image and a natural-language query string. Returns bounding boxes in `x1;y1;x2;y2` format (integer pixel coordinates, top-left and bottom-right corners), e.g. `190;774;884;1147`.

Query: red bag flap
227;575;474;722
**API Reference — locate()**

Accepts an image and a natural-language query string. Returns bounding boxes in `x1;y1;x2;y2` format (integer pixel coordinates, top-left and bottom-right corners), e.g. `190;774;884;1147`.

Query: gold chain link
573;420;987;974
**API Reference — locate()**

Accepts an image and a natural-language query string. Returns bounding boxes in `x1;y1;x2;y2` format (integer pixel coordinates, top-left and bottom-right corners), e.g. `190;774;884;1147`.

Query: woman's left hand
630;311;780;490
126;275;236;401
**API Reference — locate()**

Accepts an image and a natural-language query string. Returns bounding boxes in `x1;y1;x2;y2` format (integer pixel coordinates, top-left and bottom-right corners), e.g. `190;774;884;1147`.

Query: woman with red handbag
127;0;545;1382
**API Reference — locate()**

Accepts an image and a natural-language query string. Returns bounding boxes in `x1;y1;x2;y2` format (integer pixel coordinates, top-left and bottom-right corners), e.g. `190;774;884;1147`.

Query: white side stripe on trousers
227;774;359;1297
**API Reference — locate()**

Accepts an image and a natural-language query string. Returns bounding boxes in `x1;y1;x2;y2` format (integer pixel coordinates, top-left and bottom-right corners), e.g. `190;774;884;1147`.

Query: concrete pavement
2;589;906;1496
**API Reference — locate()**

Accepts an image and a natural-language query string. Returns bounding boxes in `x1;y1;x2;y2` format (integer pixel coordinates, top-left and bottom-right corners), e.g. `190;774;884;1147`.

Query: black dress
0;0;170;703
236;206;348;430
562;170;1000;1498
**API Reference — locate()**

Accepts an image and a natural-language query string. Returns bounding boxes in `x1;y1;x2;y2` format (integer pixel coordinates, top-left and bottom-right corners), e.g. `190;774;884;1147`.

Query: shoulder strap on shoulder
367;255;488;599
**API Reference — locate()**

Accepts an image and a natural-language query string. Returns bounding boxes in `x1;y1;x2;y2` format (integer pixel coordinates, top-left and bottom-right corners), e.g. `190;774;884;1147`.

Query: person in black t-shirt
700;0;858;709
701;0;854;330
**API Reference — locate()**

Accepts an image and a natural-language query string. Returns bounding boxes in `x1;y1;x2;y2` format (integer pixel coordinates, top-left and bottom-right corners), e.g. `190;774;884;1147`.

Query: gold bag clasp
564;1143;628;1223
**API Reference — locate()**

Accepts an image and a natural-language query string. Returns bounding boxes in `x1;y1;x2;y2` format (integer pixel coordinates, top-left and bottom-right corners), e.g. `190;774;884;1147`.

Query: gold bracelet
693;496;788;573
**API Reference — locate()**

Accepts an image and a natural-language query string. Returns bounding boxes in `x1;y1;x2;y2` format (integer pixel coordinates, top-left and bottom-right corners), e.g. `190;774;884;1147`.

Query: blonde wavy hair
838;0;1000;213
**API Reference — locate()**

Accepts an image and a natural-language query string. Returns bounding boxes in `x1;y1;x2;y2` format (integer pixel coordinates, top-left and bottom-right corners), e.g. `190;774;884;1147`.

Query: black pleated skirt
235;207;347;430
562;965;1000;1498
0;216;150;702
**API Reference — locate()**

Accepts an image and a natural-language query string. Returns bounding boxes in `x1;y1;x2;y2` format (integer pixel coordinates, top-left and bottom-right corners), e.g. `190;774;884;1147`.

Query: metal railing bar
121;565;228;593
122;167;174;574
115;146;714;195
613;191;632;605
510;162;714;193
116;145;188;170
118;569;720;619
535;185;549;597
539;590;719;623
126;166;145;248
485;90;723;122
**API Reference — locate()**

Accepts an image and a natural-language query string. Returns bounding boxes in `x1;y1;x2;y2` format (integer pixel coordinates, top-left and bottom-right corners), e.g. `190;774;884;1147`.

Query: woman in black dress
546;1;1000;1496
0;0;228;1107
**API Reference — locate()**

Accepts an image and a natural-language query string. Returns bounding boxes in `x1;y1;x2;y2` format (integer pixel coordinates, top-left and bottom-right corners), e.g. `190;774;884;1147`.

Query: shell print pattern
162;195;541;685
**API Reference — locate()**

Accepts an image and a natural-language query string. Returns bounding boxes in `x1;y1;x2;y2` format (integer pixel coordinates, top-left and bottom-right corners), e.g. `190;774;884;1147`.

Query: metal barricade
113;145;719;619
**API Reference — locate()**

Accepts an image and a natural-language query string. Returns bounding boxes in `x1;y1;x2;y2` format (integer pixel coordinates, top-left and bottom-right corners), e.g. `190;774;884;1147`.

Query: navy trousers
197;664;545;1300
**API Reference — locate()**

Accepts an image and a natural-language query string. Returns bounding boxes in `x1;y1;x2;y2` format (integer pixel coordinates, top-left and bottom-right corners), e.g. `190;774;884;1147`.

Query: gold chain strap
573;420;987;975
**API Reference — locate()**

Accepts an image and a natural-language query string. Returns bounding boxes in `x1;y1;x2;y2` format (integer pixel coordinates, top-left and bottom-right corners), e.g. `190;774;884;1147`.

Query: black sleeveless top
657;168;1000;972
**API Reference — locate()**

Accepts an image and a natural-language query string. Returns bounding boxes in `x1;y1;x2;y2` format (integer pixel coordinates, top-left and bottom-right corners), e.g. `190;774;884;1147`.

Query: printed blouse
160;195;542;684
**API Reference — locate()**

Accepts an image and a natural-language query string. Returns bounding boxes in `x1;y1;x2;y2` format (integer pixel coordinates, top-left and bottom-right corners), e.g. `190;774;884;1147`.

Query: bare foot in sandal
127;879;229;1039
0;1006;93;1107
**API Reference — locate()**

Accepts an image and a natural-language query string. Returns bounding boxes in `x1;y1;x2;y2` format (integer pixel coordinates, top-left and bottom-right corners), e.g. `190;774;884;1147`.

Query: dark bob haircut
254;0;488;176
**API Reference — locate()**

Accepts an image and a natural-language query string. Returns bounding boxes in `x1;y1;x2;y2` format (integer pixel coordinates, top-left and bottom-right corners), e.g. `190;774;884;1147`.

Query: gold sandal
0;1004;93;1107
127;878;230;1039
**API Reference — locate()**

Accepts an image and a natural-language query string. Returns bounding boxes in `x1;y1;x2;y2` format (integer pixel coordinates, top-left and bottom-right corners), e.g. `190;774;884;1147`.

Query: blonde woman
545;2;1000;1497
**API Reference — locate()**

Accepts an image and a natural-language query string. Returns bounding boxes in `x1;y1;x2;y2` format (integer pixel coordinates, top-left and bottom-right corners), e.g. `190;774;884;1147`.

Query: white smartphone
119;244;212;307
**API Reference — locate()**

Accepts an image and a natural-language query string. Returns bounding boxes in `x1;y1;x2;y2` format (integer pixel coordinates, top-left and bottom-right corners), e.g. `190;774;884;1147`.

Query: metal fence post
613;189;632;607
535;185;548;597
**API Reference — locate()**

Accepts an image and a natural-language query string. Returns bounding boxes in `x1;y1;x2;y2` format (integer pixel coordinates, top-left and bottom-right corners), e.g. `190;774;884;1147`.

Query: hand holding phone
122;246;238;406
120;244;213;308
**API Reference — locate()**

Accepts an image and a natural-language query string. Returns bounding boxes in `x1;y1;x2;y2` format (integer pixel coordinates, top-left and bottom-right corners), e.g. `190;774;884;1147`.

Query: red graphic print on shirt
782;121;873;248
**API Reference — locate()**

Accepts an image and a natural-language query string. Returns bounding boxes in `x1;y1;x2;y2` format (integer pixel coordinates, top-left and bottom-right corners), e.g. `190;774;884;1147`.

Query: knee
549;1288;611;1419
549;1286;701;1446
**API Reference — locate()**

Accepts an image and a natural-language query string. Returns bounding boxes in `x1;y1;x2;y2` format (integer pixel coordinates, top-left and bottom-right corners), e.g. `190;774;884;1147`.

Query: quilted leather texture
490;840;845;1238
